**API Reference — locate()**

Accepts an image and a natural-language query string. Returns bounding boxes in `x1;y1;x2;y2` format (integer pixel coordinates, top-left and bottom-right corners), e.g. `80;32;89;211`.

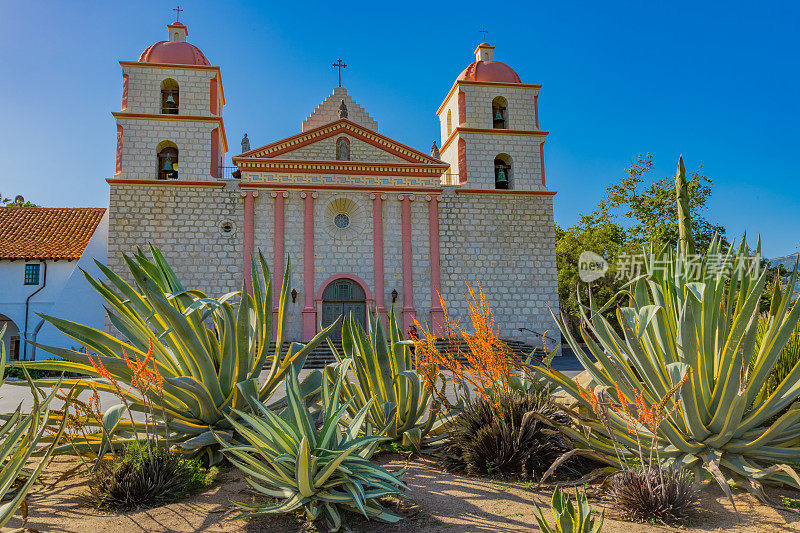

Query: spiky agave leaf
536;235;800;505
14;248;337;464
0;329;69;529
326;307;441;450
216;366;407;532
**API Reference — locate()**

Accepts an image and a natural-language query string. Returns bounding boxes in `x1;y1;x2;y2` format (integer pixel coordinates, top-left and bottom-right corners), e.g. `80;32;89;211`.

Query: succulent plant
534;486;604;533
327;308;441;450
216;364;407;532
18;247;335;464
0;325;68;529
537;235;800;505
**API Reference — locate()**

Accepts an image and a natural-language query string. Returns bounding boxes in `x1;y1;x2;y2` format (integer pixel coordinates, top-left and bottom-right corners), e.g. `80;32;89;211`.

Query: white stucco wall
0;211;109;360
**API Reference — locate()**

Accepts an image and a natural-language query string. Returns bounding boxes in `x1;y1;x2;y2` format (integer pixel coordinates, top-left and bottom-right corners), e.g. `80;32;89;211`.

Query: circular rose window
334;213;350;229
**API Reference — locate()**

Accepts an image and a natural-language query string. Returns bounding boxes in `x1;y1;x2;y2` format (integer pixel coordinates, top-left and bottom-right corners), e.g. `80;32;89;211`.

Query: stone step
267;338;545;369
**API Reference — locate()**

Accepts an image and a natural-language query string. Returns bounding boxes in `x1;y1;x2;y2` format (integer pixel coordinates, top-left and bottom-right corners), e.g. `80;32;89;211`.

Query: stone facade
439;188;559;342
115;117;222;181
105;25;559;348
107;183;242;296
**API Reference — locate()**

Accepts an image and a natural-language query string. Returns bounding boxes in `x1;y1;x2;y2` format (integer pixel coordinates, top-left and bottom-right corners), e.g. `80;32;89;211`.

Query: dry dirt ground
7;454;800;533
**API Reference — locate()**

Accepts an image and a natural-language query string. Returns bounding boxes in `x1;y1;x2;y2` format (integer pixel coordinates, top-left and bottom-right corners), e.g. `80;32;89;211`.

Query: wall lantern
291;288;298;303
391;289;398;303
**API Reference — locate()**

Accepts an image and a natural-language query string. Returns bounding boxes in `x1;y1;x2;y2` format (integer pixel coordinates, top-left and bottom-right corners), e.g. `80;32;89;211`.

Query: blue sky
1;0;798;257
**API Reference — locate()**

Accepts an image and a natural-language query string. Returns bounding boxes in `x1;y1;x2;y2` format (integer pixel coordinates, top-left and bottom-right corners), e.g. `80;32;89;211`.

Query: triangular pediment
234;119;443;166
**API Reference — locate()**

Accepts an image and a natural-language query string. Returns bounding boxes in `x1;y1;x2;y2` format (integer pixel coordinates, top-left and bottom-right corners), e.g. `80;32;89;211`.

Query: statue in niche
336;137;350;161
338;100;348;119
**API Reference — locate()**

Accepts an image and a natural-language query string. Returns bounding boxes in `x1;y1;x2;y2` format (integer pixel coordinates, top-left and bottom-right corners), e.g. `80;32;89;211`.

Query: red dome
139;41;210;66
458;61;521;83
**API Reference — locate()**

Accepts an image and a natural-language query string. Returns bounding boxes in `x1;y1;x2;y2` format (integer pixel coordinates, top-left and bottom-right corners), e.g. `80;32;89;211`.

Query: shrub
327;307;442;450
415;283;523;410
536;236;800;505
216;365;406;532
534;486;604;533
442;390;578;480
88;445;216;511
17;247;335;464
610;467;699;525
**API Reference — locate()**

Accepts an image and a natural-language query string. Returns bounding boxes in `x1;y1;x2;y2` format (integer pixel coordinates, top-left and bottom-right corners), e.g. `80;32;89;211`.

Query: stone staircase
270;338;545;369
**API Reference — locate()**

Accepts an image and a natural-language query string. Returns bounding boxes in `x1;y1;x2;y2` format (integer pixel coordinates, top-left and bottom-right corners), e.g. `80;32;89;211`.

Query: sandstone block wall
278;135;408;164
438;187;558;346
107;183;242;297
122;65;219;117
116;118;219;181
459;131;546;191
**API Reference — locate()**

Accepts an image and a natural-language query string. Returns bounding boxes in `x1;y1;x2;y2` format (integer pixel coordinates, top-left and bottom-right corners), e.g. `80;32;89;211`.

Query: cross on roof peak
173;5;184;23
332;58;347;88
479;27;489;42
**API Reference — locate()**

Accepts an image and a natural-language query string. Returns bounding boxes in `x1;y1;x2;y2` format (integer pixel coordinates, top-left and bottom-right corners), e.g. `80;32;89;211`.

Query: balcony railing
217;166;240;180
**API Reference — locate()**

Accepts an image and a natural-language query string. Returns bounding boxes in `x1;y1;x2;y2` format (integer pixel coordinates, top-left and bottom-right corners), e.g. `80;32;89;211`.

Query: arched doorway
0;314;21;361
320;278;367;340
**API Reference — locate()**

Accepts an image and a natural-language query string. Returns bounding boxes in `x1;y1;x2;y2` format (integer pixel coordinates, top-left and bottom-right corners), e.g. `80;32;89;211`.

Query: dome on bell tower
457;43;521;84
138;23;211;66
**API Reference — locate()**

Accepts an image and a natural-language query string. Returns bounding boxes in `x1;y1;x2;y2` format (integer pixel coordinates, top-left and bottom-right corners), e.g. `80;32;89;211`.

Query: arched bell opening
494;153;512;190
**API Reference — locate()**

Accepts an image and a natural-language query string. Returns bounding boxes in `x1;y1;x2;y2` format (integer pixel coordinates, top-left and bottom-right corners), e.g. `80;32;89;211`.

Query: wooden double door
320;278;366;340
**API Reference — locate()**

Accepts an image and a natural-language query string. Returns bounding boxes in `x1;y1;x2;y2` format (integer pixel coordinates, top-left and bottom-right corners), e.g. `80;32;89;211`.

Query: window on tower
492;96;508;129
157;141;179;180
494;154;512;189
161;78;180;114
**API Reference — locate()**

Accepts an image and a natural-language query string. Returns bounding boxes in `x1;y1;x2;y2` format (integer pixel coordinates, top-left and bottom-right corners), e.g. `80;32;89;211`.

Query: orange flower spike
123;348;136;372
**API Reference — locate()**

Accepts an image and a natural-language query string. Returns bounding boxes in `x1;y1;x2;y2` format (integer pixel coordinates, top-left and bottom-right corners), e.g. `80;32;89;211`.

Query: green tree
1;193;37;207
555;154;727;319
590;153;726;250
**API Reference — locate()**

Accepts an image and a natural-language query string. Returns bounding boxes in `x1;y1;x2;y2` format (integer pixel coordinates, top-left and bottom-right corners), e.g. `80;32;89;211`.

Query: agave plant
327;308;441;450
536;236;800;504
17;247;335;464
216;364;406;532
0;326;68;530
534;486;604;533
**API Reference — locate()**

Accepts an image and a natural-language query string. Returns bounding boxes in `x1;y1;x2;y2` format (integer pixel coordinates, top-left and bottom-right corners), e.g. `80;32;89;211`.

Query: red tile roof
0;207;105;261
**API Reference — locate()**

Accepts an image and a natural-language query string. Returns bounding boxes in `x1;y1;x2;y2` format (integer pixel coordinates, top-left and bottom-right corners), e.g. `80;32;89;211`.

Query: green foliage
0;193;37;207
555;154;727;317
442;390;578;480
216;366;406;532
538;235;800;505
610;467;699;525
327;308;441;451
18;246;335;464
555;220;631;317
88;444;217;511
534;486;604;533
750;317;800;399
0;326;68;529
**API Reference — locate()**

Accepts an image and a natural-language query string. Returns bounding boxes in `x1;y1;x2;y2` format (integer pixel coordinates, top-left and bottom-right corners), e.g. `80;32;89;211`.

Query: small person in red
407;324;418;341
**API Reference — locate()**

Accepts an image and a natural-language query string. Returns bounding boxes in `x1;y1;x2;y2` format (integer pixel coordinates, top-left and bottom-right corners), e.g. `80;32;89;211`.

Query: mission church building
108;22;558;344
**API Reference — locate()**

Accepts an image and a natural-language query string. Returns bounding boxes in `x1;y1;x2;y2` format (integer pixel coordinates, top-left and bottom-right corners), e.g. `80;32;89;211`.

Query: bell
496;168;508;182
165;93;176;105
161;156;173;171
494;109;503;121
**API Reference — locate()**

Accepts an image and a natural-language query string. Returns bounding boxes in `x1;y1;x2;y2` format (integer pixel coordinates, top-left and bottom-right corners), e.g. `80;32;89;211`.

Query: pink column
427;195;444;335
271;191;288;337
371;193;387;320
398;194;416;332
301;191;318;339
241;190;259;293
540;141;546;186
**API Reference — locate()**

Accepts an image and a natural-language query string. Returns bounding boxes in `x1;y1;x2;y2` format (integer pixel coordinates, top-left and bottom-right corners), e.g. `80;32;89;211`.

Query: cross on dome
173;5;184;23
